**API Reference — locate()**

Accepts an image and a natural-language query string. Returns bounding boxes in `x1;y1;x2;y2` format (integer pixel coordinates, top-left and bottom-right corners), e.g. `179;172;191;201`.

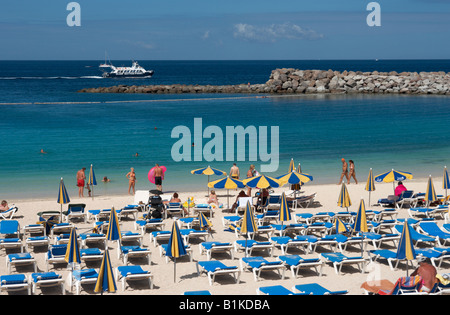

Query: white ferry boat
99;60;154;78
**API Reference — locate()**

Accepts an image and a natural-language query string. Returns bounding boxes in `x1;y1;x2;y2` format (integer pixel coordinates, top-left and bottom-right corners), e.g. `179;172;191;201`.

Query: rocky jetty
78;68;450;95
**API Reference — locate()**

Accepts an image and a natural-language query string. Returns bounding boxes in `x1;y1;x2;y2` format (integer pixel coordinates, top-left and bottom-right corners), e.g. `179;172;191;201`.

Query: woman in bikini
126;167;137;195
348;160;358;184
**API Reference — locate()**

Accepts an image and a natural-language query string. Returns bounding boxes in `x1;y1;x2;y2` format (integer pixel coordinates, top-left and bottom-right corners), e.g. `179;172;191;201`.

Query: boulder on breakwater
78;68;450;95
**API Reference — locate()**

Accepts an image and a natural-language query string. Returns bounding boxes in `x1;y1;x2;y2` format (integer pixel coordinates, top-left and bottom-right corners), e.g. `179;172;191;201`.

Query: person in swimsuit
338;158;349;185
0;200;9;212
348;160;358;184
246;164;256;196
126;167;137;195
154;164;164;191
76;167;86;197
229;163;240;179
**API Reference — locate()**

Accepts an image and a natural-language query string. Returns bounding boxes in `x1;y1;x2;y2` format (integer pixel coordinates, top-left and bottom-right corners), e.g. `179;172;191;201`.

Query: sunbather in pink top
394;182;407;197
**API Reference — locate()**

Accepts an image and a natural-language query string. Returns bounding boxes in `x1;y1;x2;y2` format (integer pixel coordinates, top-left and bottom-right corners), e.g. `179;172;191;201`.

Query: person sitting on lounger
395;181;407;197
411;257;438;292
231;190;248;213
0;200;9;212
207;190;219;205
169;193;188;215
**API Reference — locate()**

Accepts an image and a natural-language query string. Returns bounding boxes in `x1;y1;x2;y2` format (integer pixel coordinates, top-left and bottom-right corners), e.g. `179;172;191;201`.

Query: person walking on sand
229;163;240;180
154;164;164;191
348;160;358;184
126;167;137;195
76;167;86;197
338;158;349;185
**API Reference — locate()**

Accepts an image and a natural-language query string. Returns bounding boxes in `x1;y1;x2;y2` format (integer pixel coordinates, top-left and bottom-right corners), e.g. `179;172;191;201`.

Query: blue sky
1;0;449;60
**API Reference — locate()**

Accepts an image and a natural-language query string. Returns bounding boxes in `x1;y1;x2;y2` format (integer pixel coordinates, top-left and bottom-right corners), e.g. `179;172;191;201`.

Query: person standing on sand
76;167;86;197
246;164;256;196
338;158;349;185
126;167;137;195
154;164;164;191
348;160;358;184
229;163;240;179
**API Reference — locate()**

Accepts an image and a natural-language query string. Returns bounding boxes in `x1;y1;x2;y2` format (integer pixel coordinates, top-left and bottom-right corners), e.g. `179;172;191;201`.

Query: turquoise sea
1;60;450;199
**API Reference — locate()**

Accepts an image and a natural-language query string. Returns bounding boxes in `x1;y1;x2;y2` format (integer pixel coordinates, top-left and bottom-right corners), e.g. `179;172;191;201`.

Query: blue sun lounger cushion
197;260;240;286
293;283;348;295
278;254;324;277
257;285;305;295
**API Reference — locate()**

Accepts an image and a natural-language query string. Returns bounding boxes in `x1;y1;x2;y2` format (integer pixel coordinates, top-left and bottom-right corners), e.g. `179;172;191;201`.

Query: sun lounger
236;197;254;214
394;224;437;247
277;254;324;278
270;235;317;255
69;268;99;295
121;231;143;246
149;230;171;246
325;234;367;253
292;283;348;295
50;222;74;237
305;222;333;236
6;253;37;274
320;252;367;275
256;210;279;225
0;206;18;220
361;232;400;249
378;276;424;295
183;290;212;295
234;240;274;257
0;274;30;295
240;256;285;281
396;191;418;209
418;221;450;247
115;265;153;291
0;237;23;253
118;205;139;221
80;248;103;265
295;212;335;225
165;202;185;219
415;248;448;270
180;228;209;244
192;203;214;218
196;260;240;286
25;236;49;251
63;203;86;223
119;245;151;265
29;272;65;295
45;244;68;271
23;224;46;236
0;220;20;238
56;233;80;245
257;285;302;295
135;218;165;235
79;233;106;248
372;208;399;222
222;215;242;227
296;193;316;208
369;220;396;233
199;242;234;260
369;249;413;271
87;209;116;222
159;243;192;263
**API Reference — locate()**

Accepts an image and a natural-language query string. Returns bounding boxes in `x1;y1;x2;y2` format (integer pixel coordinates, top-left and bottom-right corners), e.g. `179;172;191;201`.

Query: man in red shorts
76;167;86;197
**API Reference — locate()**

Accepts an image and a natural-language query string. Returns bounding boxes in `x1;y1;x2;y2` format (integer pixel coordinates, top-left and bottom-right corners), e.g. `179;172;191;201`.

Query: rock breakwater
78;68;450;95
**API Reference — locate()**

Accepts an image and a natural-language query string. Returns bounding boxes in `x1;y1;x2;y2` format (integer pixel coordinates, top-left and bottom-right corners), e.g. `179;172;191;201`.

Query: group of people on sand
75;167;110;198
338;158;358;185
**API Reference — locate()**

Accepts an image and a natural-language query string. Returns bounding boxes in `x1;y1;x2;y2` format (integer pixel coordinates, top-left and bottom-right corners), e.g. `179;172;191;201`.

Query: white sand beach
2;178;449;296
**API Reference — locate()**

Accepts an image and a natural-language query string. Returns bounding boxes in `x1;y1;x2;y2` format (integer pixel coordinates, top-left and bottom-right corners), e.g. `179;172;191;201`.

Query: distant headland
78;68;450;95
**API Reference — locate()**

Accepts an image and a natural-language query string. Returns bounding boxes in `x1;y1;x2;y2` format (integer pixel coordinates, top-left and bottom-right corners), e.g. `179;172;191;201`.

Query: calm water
1;60;450;199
